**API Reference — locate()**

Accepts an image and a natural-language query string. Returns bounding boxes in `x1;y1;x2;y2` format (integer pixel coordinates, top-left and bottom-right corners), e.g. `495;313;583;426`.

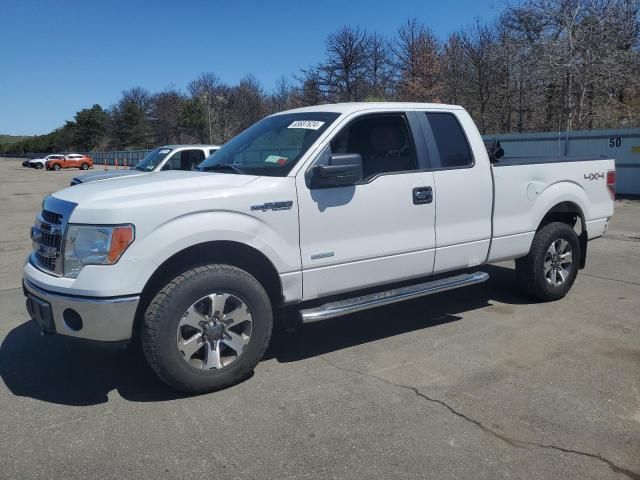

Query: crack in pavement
320;357;640;480
582;273;640;287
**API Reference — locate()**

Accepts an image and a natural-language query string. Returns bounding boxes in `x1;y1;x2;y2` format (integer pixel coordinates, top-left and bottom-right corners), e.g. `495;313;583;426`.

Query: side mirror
309;153;362;189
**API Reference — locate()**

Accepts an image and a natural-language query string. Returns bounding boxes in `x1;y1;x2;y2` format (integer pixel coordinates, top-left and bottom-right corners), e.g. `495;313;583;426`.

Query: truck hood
72;169;144;183
53;170;259;219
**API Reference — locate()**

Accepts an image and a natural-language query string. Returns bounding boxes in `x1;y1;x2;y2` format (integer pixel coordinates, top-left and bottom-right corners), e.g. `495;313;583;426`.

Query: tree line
3;0;639;155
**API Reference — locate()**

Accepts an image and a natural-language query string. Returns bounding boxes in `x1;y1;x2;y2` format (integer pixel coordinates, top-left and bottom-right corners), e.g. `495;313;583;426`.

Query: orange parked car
46;153;93;171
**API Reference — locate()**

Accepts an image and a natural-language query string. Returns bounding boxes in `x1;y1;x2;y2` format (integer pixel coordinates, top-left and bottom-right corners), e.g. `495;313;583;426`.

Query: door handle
412;186;433;205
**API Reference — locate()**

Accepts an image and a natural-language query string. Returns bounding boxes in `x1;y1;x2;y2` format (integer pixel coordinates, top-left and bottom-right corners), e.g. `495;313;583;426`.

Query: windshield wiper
199;164;245;175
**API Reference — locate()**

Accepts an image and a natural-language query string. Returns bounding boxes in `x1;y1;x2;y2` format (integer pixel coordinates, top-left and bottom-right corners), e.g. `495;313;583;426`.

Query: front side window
163;150;205;170
135;147;173;172
198;112;339;177
425;113;473;168
329;114;417;181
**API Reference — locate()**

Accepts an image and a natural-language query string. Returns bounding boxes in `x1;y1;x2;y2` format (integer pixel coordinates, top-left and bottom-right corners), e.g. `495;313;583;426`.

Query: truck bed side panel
488;158;615;263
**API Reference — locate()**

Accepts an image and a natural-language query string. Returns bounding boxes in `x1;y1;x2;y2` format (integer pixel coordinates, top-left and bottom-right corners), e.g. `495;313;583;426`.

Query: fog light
63;309;83;331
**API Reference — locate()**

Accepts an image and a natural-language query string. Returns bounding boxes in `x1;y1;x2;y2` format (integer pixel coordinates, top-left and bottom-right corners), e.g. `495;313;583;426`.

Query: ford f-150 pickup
23;102;615;392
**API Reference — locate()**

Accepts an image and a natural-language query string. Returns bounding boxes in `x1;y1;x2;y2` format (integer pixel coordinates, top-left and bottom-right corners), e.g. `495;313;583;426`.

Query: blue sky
1;0;502;135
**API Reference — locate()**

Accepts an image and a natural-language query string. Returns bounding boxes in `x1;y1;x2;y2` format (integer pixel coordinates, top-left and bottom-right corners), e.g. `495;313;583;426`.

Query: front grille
35;252;57;271
42;210;62;225
32;209;64;274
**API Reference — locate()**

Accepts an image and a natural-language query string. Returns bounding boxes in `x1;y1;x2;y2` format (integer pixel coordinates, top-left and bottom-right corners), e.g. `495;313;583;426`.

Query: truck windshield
198;112;339;176
135;147;173;171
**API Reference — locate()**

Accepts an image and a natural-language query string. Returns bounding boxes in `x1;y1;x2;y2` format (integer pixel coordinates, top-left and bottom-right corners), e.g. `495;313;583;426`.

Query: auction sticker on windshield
264;155;288;165
288;120;325;130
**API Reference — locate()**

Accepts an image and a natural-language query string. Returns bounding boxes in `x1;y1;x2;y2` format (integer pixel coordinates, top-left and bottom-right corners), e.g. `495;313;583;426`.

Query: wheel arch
132;240;283;338
537;201;588;269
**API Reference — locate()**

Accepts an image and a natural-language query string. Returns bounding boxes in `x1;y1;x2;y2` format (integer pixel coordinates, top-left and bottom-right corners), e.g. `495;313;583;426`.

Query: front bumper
23;279;139;342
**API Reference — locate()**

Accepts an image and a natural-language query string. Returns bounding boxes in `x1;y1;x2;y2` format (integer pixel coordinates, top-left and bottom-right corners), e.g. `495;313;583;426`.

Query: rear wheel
141;264;273;393
80;163;89;170
516;222;580;301
52;163;61;171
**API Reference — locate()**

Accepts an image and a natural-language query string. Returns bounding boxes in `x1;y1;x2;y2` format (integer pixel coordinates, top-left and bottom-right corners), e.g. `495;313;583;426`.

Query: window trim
305;111;425;187
161;150;183;171
418;111;475;171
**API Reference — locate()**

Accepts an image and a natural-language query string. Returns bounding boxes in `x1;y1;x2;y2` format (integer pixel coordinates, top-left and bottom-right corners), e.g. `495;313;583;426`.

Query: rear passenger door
296;111;436;300
418;111;493;273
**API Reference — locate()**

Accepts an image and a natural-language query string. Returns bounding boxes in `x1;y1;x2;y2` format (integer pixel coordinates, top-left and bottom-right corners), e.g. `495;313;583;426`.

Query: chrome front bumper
23;280;139;342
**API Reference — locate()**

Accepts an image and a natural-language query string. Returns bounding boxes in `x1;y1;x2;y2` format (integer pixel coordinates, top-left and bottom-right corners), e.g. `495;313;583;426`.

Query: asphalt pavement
0;158;638;479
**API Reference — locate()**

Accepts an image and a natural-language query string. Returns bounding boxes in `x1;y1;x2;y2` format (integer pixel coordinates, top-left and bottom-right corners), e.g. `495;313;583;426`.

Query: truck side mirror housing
309;153;363;189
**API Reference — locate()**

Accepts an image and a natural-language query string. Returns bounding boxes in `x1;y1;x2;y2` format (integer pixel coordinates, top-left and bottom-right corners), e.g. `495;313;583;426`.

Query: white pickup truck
69;144;220;186
23;102;615;393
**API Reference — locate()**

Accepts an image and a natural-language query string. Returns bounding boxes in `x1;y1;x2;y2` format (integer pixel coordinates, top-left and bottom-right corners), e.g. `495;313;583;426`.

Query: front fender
135;210;300;275
52;210;300;298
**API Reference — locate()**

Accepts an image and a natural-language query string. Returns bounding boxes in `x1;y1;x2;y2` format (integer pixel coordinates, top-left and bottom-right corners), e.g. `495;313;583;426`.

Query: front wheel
52;163;61;171
36;163;44;169
141;264;273;393
516;222;580;301
80;163;89;170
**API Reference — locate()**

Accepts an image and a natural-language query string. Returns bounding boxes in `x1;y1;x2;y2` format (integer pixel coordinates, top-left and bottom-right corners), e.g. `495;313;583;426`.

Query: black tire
53;163;61;171
36;163;44;169
515;222;580;301
141;264;273;393
80;163;89;170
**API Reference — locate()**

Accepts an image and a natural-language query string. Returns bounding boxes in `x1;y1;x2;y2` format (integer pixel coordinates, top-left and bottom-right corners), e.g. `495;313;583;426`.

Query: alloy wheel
176;292;252;370
544;239;573;286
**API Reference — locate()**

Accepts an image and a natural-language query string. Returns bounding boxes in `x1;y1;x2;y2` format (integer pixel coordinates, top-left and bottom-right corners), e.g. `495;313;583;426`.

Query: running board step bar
300;271;489;323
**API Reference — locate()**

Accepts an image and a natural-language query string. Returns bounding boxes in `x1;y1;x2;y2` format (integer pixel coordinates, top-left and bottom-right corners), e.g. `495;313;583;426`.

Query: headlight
63;224;134;278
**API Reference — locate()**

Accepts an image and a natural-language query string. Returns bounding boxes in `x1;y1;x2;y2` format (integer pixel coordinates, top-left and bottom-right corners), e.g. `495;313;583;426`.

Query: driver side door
295;111;436;300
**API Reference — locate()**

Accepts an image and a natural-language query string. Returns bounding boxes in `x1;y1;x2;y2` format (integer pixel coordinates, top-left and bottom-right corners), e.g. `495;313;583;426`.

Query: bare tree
392;18;443;101
505;0;640;131
188;72;223;144
271;75;295;112
227;74;267;135
459;20;498;133
318;26;370;101
15;2;640;154
364;33;394;99
150;87;186;144
441;33;467;105
294;68;326;106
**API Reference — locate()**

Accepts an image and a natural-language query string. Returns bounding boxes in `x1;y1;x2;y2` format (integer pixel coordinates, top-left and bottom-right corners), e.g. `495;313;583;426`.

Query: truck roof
159;144;221;149
277;102;464;115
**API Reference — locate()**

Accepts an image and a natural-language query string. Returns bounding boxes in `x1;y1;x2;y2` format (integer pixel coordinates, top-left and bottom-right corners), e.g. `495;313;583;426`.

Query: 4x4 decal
584;172;605;180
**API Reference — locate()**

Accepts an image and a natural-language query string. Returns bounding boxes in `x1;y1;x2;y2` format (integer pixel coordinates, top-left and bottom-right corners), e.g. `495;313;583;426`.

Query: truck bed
488;156;615;263
494;155;609;167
